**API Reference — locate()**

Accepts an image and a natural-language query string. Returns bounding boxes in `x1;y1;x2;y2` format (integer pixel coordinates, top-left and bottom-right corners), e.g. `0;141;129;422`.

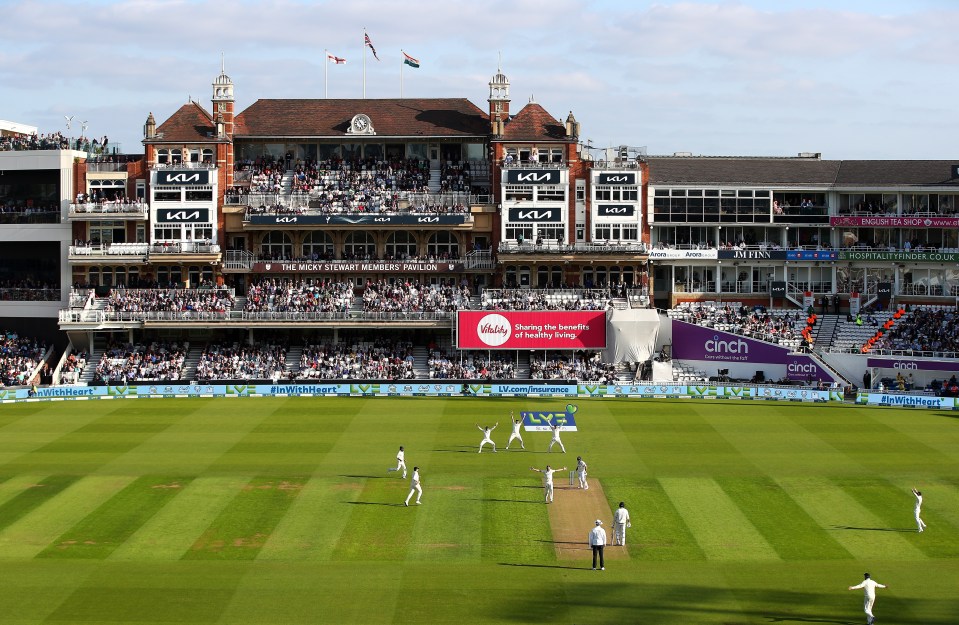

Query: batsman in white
404;466;422;506
545;415;566;453
505;411;525;450
612;501;631;546
530;464;566;503
575;455;589;489
476;422;498;453
387;445;407;478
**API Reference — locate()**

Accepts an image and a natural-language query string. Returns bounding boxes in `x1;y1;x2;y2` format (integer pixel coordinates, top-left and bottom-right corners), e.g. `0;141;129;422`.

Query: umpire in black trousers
589;519;607;570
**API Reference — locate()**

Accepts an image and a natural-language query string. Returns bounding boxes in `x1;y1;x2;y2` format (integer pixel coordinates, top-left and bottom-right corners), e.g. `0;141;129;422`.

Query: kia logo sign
597;205;634;217
506;207;562;222
156;170;210;185
505;169;561;185
476;313;512;347
598;173;636;185
155;208;209;223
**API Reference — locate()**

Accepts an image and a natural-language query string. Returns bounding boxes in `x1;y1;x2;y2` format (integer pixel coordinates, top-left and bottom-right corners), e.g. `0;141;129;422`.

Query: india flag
403;51;420;68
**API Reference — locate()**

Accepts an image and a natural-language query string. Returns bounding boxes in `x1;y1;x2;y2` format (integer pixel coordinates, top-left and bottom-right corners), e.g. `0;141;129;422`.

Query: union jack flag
364;32;380;61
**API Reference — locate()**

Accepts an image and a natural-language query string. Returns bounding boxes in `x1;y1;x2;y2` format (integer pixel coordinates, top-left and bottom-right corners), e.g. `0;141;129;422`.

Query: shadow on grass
535;539;582;546
498;562;584;571
345;501;406;507
469;497;541;504
339;474;389;479
432;446;478;453
766;618;857;624
830;525;915;533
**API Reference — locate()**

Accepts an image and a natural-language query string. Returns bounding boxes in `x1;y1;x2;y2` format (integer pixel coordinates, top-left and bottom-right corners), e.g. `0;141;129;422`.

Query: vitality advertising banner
457;311;607;350
866;357;959;372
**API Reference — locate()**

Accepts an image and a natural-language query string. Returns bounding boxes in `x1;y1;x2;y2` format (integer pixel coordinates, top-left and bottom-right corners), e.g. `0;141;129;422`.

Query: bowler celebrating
530;464;566;503
476;422;498;453
912;487;927;532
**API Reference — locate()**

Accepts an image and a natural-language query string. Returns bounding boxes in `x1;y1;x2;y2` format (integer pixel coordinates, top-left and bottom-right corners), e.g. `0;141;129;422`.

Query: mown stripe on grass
0;475;80;533
37;475;194;560
717;476;853;561
182;476;306;561
330;476;416;561
837;476;959;558
600;477;706;562
0;475;135;560
481;477;554;564
408;475;483;562
776;476;927;561
659;477;780;561
257;476;364;561
109;477;248;561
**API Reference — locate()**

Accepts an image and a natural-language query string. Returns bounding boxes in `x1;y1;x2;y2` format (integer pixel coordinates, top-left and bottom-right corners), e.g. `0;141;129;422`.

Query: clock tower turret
488;65;510;137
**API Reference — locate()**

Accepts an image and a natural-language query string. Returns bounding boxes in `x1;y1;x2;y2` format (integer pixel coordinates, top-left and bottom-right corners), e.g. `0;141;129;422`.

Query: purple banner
830;216;959;228
866;357;959;372
672;320;838;382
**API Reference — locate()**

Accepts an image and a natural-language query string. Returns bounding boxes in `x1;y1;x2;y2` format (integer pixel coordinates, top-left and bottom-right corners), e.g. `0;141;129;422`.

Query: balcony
148;242;221;257
68;202;148;220
0;209;60;225
69;243;149;262
498;241;648;255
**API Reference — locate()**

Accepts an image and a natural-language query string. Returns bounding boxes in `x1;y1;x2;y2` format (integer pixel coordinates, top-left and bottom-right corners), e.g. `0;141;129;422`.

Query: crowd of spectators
0;132;71;151
59;349;88;384
427;350;515;379
0;333;47;387
871;306;959;355
362;280;471;314
93;341;187;384
439;162;471;193
295;339;415;380
481;288;611;311
244;279;354;314
196;343;288;380
530;352;618;383
103;288;234;315
667;303;807;348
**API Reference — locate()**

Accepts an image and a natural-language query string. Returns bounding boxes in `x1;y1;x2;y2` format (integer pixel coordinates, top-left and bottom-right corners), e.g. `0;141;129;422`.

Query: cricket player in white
575;455;589;489
912;487;927;532
505;411;525;450
848;572;886;625
530;464;566;503
387;445;407;478
545;416;566;453
404;466;422;506
476;422;498;453
612;501;631;546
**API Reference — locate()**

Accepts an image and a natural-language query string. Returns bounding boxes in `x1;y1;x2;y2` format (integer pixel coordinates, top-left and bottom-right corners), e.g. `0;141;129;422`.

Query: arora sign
457;311;607;350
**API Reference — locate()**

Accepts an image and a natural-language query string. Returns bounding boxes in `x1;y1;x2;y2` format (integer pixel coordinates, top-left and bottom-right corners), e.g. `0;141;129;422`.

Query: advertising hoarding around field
456;311;607;350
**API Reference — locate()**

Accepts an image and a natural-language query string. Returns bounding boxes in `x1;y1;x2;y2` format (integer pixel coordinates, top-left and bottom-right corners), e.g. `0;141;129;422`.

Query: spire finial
221;52;225;74
497;51;502;73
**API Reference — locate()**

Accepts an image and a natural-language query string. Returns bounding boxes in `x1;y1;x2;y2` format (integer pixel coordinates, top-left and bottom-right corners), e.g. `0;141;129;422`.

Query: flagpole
400;50;404;98
324;49;328;99
363;31;367;98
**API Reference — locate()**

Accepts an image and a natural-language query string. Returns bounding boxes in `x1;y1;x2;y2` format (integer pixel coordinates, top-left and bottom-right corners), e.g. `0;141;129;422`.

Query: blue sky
3;0;958;159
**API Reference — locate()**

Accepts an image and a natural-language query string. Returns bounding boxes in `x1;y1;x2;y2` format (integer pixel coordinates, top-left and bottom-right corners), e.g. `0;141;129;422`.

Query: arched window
171;149;182;164
343;231;375;259
201;148;214;164
386;231;417;259
551;265;563;289
302;231;334;260
261;231;293;260
157;149;169;164
427;231;459;259
536;266;549;288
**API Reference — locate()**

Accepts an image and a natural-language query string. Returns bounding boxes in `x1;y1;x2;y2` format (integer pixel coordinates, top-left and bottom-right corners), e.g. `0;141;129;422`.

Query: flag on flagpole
327;54;346;65
365;33;380;61
402;51;420;68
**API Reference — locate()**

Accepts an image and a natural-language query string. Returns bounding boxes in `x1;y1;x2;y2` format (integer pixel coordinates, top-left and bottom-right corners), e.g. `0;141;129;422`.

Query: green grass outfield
0;396;956;624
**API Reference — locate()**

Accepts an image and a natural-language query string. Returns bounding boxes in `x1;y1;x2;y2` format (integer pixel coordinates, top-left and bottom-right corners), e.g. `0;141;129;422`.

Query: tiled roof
233;98;489;138
646;157;841;186
152;102;215;143
648;156;959;187
502;102;568;142
836;160;959;186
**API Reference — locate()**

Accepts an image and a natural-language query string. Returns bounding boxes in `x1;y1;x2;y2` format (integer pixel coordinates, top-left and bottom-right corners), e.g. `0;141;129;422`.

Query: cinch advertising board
456;311;607;350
